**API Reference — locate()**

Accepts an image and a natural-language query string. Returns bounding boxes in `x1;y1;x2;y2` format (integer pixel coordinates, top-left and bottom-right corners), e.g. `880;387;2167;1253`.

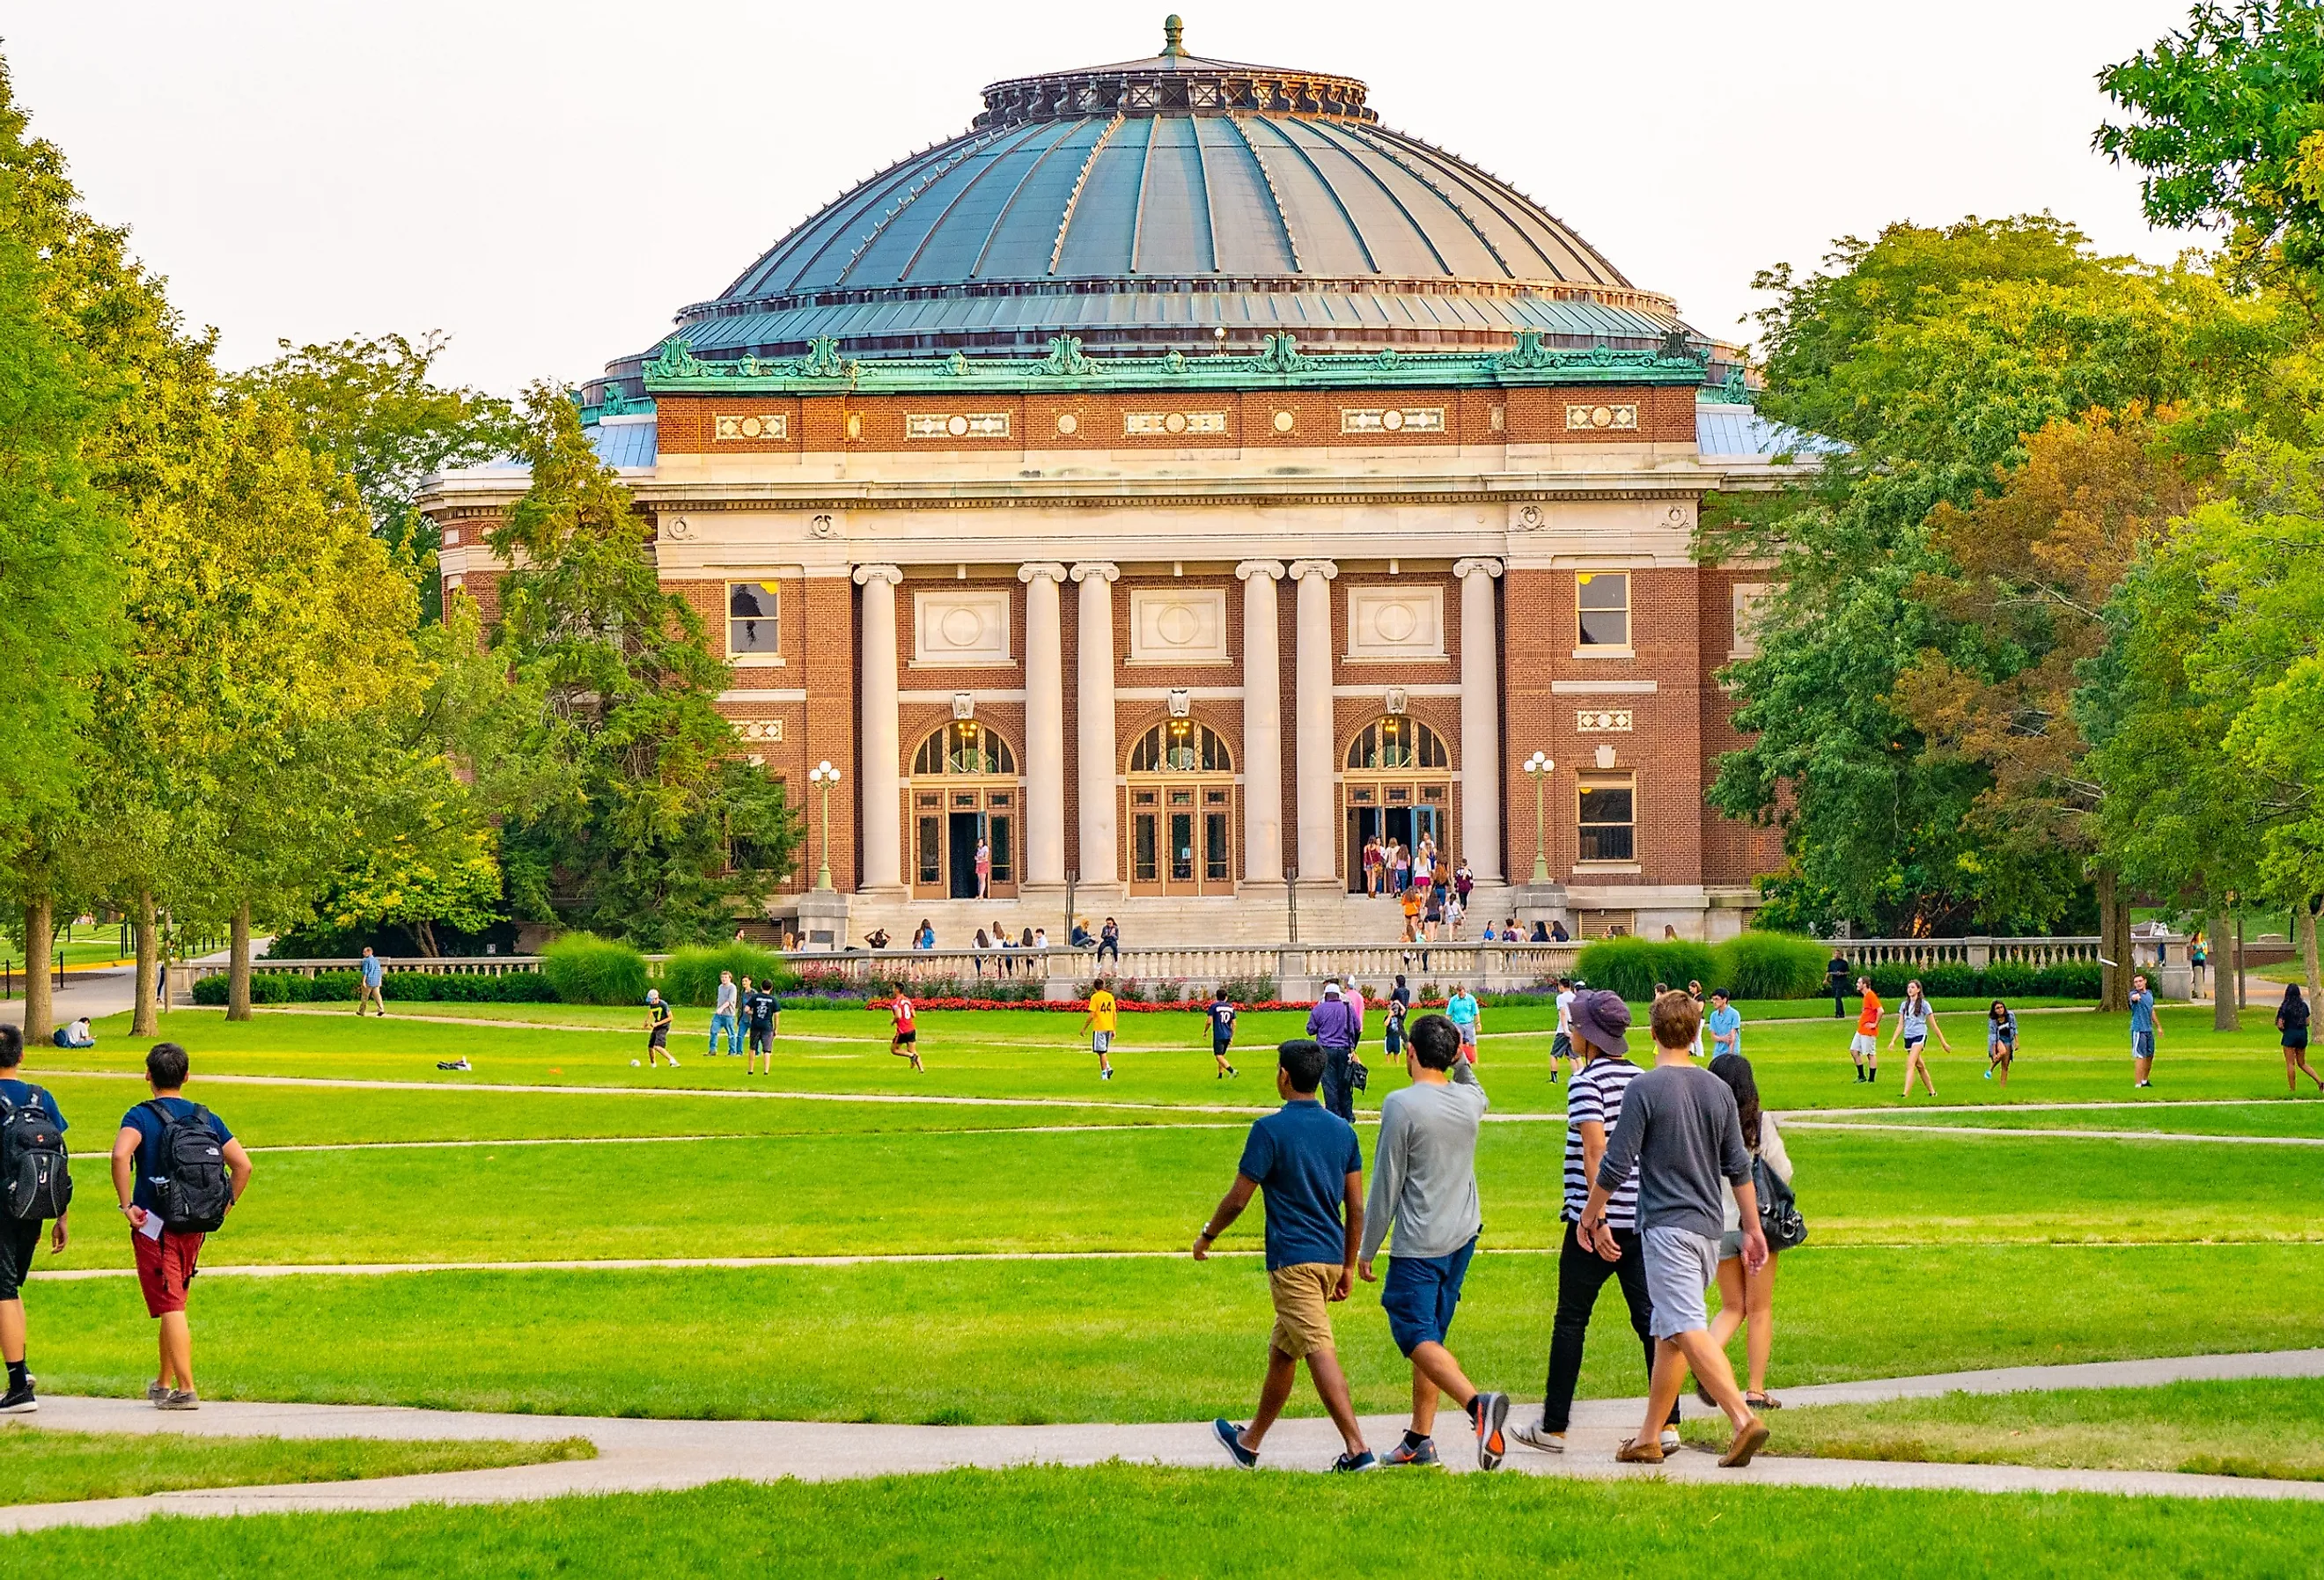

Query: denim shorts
2132;1029;2156;1059
1380;1235;1478;1357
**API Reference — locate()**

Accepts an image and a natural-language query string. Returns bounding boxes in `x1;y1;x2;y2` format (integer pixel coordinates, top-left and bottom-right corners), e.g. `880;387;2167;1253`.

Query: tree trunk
226;900;253;1022
2213;908;2239;1031
132;891;158;1037
2238;915;2248;1010
2095;869;2131;1014
22;896;54;1046
2305;902;2323;1010
415;918;440;959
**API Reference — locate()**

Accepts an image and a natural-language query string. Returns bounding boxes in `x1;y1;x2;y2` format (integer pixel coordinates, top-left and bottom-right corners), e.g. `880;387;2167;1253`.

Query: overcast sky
4;0;2206;393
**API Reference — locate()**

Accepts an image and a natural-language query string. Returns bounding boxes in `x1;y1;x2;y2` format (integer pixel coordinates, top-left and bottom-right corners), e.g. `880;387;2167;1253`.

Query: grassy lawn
1796;1103;2324;1137
1680;1377;2324;1481
18;1245;2324;1423
0;1422;592;1506
11;1466;2321;1576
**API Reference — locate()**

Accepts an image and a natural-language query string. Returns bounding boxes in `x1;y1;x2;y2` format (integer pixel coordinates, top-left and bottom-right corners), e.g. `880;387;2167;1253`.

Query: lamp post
1522;752;1554;886
808;761;842;892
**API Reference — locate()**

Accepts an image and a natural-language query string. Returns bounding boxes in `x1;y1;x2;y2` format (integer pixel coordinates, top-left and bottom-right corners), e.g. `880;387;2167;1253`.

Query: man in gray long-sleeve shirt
1357;1013;1510;1470
1580;989;1771;1469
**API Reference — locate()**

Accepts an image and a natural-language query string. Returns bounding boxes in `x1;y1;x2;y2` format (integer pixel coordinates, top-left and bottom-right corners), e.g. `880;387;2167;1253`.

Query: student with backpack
108;1042;251;1410
1;1025;72;1415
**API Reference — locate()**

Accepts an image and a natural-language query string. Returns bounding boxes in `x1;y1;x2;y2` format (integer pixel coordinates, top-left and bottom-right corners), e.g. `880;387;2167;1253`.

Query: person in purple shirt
1306;980;1364;1121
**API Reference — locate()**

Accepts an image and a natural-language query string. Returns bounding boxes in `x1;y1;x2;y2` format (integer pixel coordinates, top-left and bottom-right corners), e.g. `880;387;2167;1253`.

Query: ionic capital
1235;559;1287;583
1286;558;1338;582
1017;562;1070;584
1452;557;1505;580
851;563;904;587
1070;561;1120;584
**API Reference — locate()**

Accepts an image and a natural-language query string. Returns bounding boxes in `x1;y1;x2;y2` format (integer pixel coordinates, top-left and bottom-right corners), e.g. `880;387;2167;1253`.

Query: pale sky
3;0;2205;393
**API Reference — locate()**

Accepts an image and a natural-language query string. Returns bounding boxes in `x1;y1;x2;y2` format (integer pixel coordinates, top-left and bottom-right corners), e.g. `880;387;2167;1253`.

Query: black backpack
1754;1151;1808;1253
0;1088;71;1222
144;1099;232;1233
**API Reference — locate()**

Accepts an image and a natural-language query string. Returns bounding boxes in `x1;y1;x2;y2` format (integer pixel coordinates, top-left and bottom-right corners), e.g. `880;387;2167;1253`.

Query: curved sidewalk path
6;1349;2324;1533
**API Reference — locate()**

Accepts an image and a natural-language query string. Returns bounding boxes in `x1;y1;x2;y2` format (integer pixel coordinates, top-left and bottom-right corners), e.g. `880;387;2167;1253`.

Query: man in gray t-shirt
1357;1014;1509;1471
1580;990;1770;1469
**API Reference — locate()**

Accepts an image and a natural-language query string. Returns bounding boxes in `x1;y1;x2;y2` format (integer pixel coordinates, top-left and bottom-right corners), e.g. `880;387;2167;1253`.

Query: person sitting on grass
1579;990;1769;1468
52;1018;95;1050
642;990;678;1069
1085;977;1119;1081
0;1024;70;1415
1359;1013;1506;1470
888;990;923;1071
110;1041;252;1412
1197;1039;1374;1473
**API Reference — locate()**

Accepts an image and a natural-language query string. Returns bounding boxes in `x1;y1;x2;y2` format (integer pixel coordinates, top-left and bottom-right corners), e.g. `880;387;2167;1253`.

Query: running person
2129;973;2160;1088
1848;977;1881;1084
642;990;678;1069
1209;988;1240;1079
2277;984;2322;1094
888;990;923;1070
1887;980;1949;1098
1984;999;2018;1086
1085;978;1119;1081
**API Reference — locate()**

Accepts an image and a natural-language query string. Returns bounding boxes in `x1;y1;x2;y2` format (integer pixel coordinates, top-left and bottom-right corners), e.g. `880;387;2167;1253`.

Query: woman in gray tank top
1886;980;1950;1099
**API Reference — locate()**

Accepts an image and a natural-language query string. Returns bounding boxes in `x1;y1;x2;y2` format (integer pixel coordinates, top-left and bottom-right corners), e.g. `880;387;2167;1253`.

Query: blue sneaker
1331;1449;1378;1473
1212;1418;1259;1468
1380;1436;1438;1467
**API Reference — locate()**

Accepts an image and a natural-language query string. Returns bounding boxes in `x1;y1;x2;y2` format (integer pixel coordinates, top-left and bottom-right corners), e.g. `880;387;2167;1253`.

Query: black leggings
1541;1220;1678;1433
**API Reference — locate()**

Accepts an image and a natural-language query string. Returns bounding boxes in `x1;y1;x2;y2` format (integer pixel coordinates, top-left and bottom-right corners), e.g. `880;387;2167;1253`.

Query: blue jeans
709;1011;739;1053
1381;1235;1477;1356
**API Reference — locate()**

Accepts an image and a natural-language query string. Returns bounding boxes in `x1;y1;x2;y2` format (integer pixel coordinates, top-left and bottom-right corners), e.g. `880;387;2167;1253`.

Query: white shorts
1642;1225;1720;1339
1092;1031;1113;1054
1850;1033;1879;1057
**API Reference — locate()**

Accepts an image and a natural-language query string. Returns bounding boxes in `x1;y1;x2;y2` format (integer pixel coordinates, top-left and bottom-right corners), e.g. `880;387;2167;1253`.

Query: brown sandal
1745;1392;1782;1411
1614;1438;1666;1465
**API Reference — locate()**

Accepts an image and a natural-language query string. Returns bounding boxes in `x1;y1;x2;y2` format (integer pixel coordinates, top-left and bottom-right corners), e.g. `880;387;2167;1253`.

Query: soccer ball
629;1059;641;1067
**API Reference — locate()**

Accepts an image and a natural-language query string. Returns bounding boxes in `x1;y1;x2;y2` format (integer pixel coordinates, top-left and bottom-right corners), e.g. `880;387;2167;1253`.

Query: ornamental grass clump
540;932;649;1005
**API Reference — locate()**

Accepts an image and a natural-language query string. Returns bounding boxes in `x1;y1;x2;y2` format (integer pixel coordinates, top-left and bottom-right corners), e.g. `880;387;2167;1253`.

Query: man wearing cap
1305;981;1364;1122
1513;988;1680;1456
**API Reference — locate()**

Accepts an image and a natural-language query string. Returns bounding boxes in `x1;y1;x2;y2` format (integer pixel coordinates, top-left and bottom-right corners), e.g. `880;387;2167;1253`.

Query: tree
1708;216;2280;936
2098;1;2324;283
483;386;798;947
238;333;520;620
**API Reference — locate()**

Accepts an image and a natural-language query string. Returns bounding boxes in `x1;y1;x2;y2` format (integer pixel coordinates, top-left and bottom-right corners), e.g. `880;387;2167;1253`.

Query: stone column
852;564;904;892
1019;562;1069;887
1236;560;1286;884
1071;562;1121;886
1288;559;1338;885
1454;557;1505;882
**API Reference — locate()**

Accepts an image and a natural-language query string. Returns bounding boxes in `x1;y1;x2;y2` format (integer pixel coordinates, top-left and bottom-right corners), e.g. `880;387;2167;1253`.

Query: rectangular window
1134;813;1159;881
1578;774;1636;863
727;582;780;655
1577;572;1629;649
916;816;942;886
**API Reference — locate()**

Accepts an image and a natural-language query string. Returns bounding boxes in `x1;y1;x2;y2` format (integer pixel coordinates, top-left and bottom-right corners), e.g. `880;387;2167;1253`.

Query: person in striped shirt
1512;989;1680;1456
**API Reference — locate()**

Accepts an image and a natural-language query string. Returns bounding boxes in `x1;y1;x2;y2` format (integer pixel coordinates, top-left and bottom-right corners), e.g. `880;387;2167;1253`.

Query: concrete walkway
5;1349;2324;1532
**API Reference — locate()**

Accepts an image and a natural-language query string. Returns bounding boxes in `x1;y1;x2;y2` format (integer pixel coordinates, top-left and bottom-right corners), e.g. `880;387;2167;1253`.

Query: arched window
911;719;1017;776
1129;720;1233;774
1346;717;1447;771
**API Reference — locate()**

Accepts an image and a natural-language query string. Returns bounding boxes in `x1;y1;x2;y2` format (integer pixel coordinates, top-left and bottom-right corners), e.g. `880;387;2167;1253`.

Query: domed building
430;18;1816;946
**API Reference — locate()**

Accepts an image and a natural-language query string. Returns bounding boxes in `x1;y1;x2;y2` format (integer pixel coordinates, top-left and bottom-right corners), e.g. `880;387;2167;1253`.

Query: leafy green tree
1709;217;2278;936
483;386;798;947
2098;1;2324;283
238;332;520;619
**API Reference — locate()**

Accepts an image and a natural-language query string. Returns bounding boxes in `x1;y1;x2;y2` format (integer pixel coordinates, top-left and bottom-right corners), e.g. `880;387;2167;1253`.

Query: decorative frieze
905;412;1011;439
1576;709;1634;732
1566;402;1639;431
913;589;1012;666
1125;410;1228;436
1341;407;1445;434
1346;584;1445;659
714;413;789;441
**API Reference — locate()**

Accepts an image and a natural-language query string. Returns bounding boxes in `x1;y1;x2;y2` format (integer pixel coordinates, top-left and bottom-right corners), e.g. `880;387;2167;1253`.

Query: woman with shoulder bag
2278;984;2323;1094
1702;1053;1792;1412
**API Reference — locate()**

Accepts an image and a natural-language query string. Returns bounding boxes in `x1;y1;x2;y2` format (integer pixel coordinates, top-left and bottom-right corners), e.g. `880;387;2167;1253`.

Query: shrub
1864;960;2100;1002
1651;940;1719;995
1714;932;1829;999
1217;974;1279;1004
541;932;648;1005
663;944;788;1007
1575;936;1662;1000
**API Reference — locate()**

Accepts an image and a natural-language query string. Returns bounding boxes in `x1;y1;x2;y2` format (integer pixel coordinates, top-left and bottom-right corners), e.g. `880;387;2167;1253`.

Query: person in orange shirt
1849;977;1881;1084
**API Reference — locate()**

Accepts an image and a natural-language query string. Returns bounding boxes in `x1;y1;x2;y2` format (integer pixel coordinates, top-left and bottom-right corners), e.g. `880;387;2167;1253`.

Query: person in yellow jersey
1084;977;1120;1081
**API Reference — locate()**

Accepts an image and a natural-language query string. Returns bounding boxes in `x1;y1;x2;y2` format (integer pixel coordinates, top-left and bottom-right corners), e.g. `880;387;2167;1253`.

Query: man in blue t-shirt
0;1025;70;1415
2130;973;2161;1088
109;1042;253;1411
1206;988;1239;1080
1194;1039;1374;1472
1707;990;1742;1061
357;947;386;1017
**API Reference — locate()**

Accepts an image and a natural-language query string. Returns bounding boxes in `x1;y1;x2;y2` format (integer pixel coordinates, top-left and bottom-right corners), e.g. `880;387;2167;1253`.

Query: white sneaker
667;1056;680;1067
1659;1428;1682;1453
1511;1422;1564;1453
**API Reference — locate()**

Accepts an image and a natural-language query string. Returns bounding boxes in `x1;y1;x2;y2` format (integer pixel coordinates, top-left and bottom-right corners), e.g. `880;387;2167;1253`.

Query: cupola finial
1162;14;1186;56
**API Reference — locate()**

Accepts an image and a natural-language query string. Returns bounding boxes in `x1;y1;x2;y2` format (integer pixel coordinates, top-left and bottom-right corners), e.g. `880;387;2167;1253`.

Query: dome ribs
1049;113;1126;276
1285;117;1452;277
896;120;1054;284
835;130;1004;288
1188;112;1223;273
968;119;1088;280
1242;114;1374;273
1126;113;1163;275
1221;114;1304;273
1329;121;1513;281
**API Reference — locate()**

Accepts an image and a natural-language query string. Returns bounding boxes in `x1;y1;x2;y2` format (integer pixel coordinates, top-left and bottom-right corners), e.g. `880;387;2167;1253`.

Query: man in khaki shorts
1194;1039;1375;1472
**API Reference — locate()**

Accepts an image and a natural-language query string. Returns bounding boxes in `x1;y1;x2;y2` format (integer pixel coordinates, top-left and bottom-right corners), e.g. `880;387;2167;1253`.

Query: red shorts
132;1226;205;1317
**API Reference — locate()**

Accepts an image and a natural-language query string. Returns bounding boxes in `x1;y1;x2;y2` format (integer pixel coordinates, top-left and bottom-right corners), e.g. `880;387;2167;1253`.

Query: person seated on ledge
1070;920;1096;948
864;928;892;951
53;1018;95;1050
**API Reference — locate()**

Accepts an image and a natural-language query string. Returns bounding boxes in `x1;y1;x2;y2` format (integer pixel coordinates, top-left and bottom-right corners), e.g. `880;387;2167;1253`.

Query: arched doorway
1126;719;1237;896
908;720;1019;900
1342;717;1452;893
